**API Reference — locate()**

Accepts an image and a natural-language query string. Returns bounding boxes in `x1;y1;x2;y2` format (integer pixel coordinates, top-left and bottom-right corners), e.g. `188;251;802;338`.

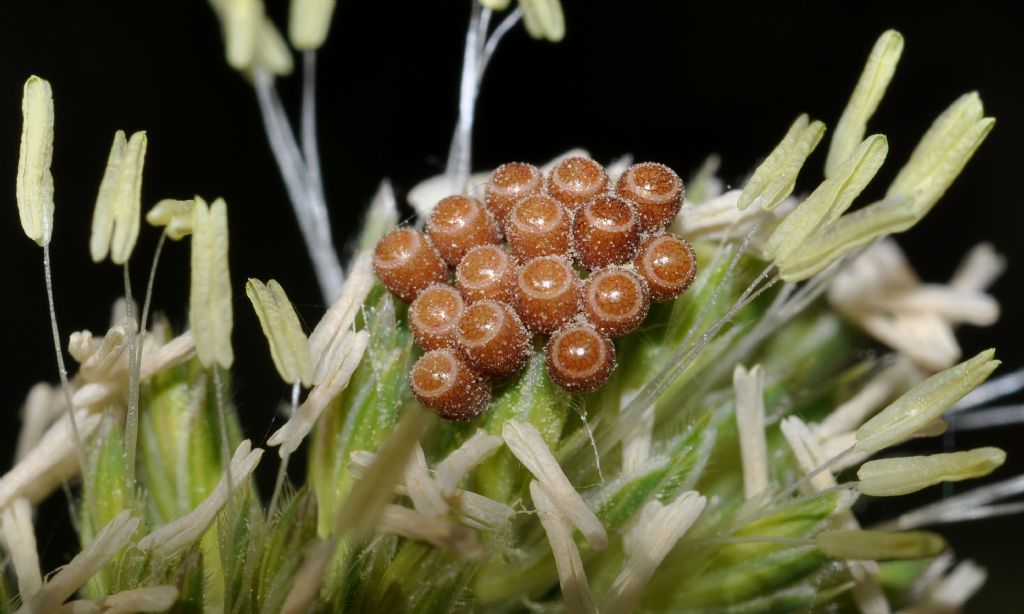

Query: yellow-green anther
858;447;1006;496
816;529;946;561
189;197;234;368
914;419;948;438
146;199;195;240
246;279;313;386
90;130;147;264
16;76;55;248
221;0;263;70
766;134;888;261
255;17;295;76
826;30;903;178
520;0;565;42
775;195;917;281
289;0;336;50
479;0;512;10
887;92;995;217
738;114;825;211
855;349;998;453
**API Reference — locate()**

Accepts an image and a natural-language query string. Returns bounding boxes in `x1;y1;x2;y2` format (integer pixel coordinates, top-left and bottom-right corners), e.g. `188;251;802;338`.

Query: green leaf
255;490;319;612
139;359;236;524
309;287;414;536
474;351;570;503
668;546;829;608
79;417;133;598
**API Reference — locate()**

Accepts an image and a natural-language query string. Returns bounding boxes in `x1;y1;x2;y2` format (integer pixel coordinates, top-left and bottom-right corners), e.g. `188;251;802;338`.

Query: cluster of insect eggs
373;156;697;421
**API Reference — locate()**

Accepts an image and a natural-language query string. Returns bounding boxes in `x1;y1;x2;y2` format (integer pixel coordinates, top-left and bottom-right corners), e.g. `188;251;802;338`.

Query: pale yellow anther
378;504;482;558
255;16;295;76
1;498;42;599
189;196;234;368
738;114;825;211
520;0;565;42
734;364;769;500
102;586;180;614
16;76;55;247
826;30;903;178
503;420;607;551
138;441;263;556
479;0;512;10
91;130;147;264
246;279;313;386
21;511;140;614
602;492;705;613
858;447;1006;497
855;349;999;453
220;0;263;70
146;198;195;240
209;0;293;76
530;480;597;614
766;134;888;262
289;0;337;51
816;529;945;561
887;92;995;218
775;195;917;281
356;180;399;252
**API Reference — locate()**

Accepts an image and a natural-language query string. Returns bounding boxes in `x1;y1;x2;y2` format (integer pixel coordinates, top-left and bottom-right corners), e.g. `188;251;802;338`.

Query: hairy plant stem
42;242;85;522
123;262;141;486
445;6;522;191
213;366;233;500
253;66;343;303
123;234;167;488
139;232;167;339
301;52;326;209
268;381;302;515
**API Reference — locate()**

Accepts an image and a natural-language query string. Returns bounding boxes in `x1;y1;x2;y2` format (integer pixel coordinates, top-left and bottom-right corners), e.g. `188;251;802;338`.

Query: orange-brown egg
426;195;501;266
373;228;449;302
455;244;517;304
546;156;609;210
572;195;641;270
515;255;581;335
456;300;531;378
582;266;650;337
504;194;572;260
486;162;543;225
633;233;697;302
615;162;684;231
410;348;491;421
545;322;616;394
409;284;465;350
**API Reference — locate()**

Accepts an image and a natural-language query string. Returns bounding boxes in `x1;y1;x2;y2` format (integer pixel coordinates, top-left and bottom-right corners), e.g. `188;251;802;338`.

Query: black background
0;0;1021;610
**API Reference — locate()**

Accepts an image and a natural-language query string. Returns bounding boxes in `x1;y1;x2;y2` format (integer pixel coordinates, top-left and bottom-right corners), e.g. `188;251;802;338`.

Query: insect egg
456;300;531;378
615;162;684;231
410;348;491;421
455;244;517;304
515;255;581;335
545;321;616;394
504;193;572;260
572;195;641;270
546;156;609;210
426;195;500;266
633;233;697;302
409;284;464;351
485;162;543;225
372;227;449;302
582;266;650;337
